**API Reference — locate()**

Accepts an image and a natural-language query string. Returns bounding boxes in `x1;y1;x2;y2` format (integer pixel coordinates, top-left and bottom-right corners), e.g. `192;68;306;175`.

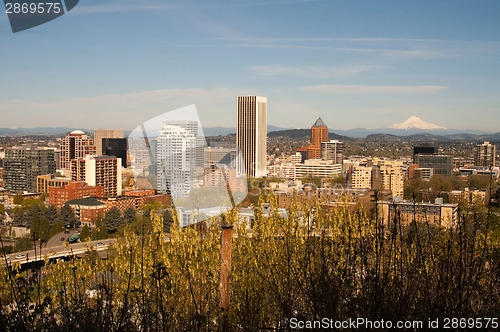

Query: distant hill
202;127;235;136
267;129;309;138
0;127;92;136
203;125;288;136
365;133;402;142
268;129;351;141
1;126;498;143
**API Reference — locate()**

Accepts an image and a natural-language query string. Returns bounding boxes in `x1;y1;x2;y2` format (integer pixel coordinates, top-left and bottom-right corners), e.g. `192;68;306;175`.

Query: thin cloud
302;84;448;94
73;4;185;15
214;37;500;59
251;64;375;79
73;0;326;15
0;88;252;129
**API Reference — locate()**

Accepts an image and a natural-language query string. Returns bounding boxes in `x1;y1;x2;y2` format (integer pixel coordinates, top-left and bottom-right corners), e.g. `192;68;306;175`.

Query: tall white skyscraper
236;96;267;178
156;124;196;199
163;120;205;168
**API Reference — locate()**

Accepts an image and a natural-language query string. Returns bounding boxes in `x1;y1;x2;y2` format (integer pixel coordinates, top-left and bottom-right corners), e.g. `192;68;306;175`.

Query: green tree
44;205;58;225
50;220;65;237
59;204;78;228
12;209;29;226
91;217;108;240
38;216;51;242
13;195;23;205
103;207;123;233
301;174;322;188
468;175;491;190
21;197;45;210
14;235;33;252
141;202;163;218
80;225;91;242
29;204;42;240
123;207;136;225
163;209;174;232
428;174;452;193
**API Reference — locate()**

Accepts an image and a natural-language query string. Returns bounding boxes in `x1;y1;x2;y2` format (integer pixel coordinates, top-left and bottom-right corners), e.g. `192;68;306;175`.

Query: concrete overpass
2;239;115;269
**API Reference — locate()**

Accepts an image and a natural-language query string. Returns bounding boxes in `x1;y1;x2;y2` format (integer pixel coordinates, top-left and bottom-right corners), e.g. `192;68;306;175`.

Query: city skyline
237;95;267;178
1;1;499;131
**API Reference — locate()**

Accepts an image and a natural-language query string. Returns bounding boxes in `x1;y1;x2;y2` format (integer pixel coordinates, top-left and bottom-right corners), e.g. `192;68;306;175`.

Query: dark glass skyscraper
102;138;127;168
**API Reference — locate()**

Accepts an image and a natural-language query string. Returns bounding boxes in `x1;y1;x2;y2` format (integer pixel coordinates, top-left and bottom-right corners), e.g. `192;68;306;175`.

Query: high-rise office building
308;117;329;159
236;96;267;178
4;145;56;193
94;129;124;156
156;124;196;199
475;141;496;167
321;140;344;164
59;130;96;172
102;138;128;168
297;118;330;161
414;154;453;177
70;155;122;198
413;146;436;162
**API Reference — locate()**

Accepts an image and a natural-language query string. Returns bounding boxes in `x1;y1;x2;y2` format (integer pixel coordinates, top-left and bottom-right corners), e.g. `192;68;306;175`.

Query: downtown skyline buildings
236;96;267;178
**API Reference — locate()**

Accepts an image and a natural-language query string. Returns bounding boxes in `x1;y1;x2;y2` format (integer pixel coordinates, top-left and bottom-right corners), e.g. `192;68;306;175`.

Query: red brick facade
49;181;104;209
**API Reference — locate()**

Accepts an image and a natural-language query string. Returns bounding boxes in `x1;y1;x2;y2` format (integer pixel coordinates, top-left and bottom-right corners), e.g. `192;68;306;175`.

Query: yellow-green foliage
1;197;499;331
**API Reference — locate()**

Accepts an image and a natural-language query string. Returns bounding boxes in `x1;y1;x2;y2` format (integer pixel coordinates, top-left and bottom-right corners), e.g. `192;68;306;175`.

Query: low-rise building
459;166;499;178
295;159;342;179
37;174;71;193
66;197;107;227
377;198;458;228
448;188;489;206
7;192;43;205
414;167;434;180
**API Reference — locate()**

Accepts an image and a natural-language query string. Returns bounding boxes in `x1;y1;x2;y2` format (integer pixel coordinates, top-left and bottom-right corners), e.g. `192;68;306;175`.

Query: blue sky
1;0;499;131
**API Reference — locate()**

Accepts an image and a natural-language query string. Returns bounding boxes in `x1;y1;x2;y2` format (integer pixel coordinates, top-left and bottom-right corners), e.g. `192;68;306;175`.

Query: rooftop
312;117;327;128
66;197;106;207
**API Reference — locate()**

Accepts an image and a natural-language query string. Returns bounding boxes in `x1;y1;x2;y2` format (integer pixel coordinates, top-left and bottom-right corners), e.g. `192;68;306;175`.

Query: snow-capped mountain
389;116;447;130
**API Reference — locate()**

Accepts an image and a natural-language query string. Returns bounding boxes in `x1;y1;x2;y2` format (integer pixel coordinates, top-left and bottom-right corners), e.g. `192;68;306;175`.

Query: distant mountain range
202;125;286;136
1;116;498;142
0;127;92;136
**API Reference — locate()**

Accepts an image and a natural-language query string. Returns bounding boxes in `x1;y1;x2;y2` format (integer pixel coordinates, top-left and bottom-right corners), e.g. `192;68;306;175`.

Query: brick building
66;197;106;227
49;181;104;209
